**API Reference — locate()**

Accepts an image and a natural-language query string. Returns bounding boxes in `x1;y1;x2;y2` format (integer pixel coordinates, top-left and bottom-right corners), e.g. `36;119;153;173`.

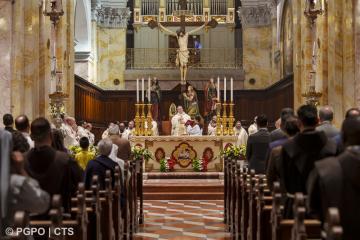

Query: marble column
355;0;360;107
0;0;12;123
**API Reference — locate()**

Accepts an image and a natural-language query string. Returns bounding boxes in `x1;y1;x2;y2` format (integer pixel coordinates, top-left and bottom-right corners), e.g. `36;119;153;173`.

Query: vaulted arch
75;0;91;52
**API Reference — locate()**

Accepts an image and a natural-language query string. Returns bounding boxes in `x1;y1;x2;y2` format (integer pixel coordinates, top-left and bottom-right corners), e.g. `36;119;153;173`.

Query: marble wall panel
0;1;12;124
242;26;272;89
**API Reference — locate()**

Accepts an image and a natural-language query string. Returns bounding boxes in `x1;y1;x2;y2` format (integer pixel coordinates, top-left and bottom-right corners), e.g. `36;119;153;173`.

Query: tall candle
148;76;151;103
230;77;233;102
136;78;139;103
223;77;227;102
141;78;144;102
217;76;220;101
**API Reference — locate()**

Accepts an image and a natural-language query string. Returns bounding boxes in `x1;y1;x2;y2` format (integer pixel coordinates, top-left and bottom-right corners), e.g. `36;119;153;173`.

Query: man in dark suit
279;105;337;218
316;105;339;139
270;108;294;142
307;116;360;240
246;114;270;174
84;138;117;189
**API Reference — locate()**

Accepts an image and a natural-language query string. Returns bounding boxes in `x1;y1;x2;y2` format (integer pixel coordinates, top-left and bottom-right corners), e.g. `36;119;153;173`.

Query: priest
171;106;191;136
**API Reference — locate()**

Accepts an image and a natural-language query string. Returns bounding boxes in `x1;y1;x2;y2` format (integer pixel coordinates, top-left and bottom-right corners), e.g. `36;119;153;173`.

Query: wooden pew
229;158;238;235
271;185;321;240
234;163;244;240
241;170;253;240
256;175;273;240
324;208;343;240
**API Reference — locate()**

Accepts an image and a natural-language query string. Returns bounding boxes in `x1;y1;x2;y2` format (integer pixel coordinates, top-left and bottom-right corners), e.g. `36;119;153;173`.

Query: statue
150;78;161;122
204;78;218;119
183;85;200;119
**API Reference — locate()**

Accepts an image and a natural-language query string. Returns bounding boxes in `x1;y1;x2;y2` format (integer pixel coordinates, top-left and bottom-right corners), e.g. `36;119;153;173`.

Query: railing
142;0;159;15
126;48;242;69
210;0;227;15
166;0;203;15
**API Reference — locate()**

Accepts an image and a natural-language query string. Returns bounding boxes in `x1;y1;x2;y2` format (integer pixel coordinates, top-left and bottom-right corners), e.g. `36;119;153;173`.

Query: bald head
15;115;30;133
345;108;360;119
319;105;334;123
342;116;360;146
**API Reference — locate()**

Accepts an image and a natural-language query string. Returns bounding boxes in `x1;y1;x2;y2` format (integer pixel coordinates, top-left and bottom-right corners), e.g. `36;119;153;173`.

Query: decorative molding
91;0;131;28
237;4;272;27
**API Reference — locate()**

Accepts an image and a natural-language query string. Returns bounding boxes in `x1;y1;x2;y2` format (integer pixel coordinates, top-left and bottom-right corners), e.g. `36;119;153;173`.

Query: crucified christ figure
158;23;207;85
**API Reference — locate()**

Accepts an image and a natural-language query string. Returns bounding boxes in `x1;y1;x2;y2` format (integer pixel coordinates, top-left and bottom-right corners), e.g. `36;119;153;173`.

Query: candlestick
216;103;222;136
222;103;228;135
141;78;144;102
146;104;153;136
228;102;235;136
136;78;139;103
134;103;140;135
230;77;233;102
223;77;227;102
217;76;220;101
148;77;151;103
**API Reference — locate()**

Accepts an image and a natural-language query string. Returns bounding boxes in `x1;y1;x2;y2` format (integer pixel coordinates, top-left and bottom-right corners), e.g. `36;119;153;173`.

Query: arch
280;0;293;77
75;0;91;52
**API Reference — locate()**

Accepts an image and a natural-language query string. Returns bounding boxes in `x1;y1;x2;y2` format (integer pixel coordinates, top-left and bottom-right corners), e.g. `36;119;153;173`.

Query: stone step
144;184;224;193
145;172;222;180
143;192;224;200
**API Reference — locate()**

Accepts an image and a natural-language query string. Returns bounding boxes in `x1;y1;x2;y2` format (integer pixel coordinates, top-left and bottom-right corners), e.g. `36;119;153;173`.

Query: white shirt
248;123;258;136
187;124;202;136
22;132;34;149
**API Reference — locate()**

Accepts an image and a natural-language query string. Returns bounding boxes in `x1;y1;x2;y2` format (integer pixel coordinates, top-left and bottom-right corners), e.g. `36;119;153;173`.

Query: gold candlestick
134;103;141;136
146;104;153;136
228;102;235;136
140;103;146;136
222;103;228;135
216;102;222;136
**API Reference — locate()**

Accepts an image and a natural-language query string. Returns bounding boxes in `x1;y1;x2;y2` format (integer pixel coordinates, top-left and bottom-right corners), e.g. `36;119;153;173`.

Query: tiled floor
135;200;231;240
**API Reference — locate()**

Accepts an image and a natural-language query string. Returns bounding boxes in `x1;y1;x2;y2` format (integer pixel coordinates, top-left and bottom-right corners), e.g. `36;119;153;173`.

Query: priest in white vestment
207;115;218;136
248;116;258;136
61;117;79;148
234;121;248;147
171;106;191;136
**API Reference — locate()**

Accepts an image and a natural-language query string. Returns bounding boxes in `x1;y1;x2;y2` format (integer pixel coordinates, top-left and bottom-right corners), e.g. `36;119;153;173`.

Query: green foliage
131;145;153;161
159;158;168;172
192;157;202;172
221;145;246;159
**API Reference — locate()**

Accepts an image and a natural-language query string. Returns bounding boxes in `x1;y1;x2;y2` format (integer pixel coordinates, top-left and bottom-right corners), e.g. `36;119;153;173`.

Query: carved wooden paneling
75;75;293;139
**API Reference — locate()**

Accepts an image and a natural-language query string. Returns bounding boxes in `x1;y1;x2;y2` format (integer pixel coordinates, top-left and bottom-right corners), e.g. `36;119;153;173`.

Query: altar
130;135;237;172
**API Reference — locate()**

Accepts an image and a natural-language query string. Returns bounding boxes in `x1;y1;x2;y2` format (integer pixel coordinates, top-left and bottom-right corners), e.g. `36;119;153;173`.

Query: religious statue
171;105;191;136
183;85;200;118
150;78;161;122
204;78;218;119
148;0;217;85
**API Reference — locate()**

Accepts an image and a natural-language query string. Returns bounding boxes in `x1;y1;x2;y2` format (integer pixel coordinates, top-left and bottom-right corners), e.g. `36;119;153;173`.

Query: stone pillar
0;0;13;123
91;5;131;90
355;0;360;107
238;3;272;89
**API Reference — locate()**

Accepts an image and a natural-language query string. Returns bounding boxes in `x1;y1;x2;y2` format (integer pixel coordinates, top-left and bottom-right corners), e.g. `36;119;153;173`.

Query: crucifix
148;0;217;85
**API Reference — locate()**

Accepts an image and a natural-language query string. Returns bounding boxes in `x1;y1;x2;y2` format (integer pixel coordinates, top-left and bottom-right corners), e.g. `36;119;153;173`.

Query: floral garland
131;145;153;161
68;145;98;158
192;157;209;172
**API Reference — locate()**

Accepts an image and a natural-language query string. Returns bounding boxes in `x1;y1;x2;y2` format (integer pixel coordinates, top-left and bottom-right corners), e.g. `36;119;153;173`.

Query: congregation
1;103;360;239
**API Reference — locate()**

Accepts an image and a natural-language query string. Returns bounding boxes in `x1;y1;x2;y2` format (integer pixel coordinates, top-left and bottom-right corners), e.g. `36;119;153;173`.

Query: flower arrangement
49;103;66;119
159;157;176;172
131;145;153;161
192;157;209;172
68;145;98;158
221;145;246;159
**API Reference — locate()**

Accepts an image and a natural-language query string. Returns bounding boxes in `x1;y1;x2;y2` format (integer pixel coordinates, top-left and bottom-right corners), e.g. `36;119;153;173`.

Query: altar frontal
130;135;237;172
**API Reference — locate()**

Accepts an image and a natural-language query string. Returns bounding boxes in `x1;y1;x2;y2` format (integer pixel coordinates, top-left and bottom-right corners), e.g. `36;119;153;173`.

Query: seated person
207;115;217;136
84;138;117;189
75;137;95;170
186;119;202;136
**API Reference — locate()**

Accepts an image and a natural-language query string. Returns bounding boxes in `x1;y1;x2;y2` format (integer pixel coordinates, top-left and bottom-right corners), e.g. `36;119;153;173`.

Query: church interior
1;0;360;239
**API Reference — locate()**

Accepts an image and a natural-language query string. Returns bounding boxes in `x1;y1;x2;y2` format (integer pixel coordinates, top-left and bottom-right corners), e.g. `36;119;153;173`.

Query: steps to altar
143;172;224;200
